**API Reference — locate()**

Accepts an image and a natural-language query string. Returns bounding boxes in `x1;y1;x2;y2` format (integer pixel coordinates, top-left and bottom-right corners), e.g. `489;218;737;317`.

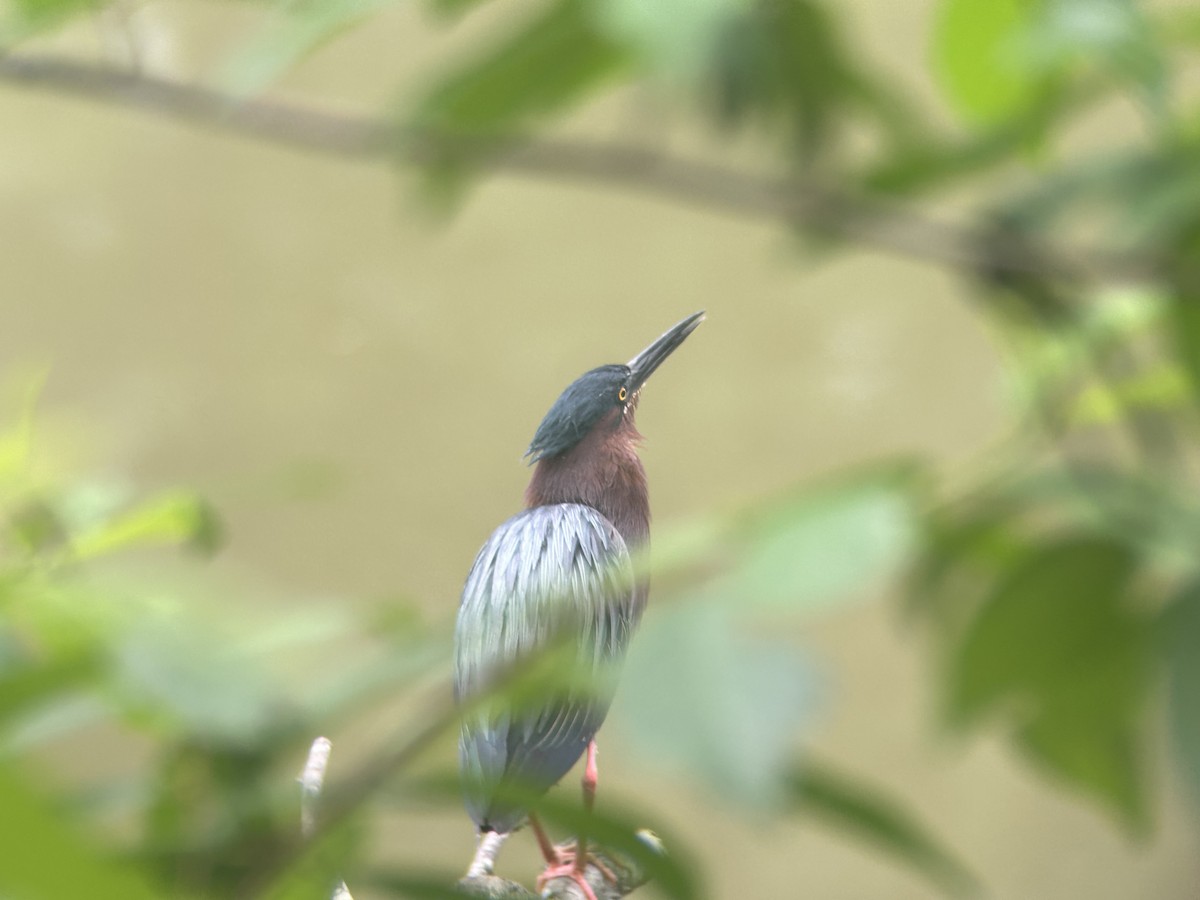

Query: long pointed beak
627;311;705;392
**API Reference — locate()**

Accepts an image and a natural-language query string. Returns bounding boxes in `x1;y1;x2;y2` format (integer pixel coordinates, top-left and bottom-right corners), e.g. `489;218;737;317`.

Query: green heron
455;312;704;898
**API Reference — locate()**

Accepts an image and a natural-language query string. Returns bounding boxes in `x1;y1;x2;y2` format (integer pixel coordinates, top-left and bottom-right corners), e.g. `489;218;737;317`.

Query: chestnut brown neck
525;412;650;549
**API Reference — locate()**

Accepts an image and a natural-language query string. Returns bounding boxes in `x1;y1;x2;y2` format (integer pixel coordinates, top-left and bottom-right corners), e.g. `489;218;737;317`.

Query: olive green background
2;1;1196;896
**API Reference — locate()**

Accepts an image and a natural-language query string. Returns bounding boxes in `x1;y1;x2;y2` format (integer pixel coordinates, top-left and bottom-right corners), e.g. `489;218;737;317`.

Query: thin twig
237;693;457;898
300;735;332;840
298;736;353;900
0;53;1158;284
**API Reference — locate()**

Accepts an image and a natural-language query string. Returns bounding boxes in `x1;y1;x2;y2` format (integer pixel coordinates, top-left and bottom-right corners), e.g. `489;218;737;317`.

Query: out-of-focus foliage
1165;585;1200;810
934;534;1152;831
3;0;1200;896
220;0;403;96
933;0;1166;125
0;0;100;42
415;1;630;136
0;401;969;897
615;470;918;805
787;759;979;897
0;391;444;897
618;602;818;807
906;281;1200;834
0;762;161;900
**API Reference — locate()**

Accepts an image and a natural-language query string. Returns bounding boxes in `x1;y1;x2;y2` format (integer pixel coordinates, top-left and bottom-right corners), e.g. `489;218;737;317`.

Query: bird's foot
535;860;599;900
535;842;618;899
548;842;618;884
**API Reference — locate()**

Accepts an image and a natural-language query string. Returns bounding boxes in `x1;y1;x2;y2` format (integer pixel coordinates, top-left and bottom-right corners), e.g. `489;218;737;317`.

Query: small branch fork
0;53;1157;285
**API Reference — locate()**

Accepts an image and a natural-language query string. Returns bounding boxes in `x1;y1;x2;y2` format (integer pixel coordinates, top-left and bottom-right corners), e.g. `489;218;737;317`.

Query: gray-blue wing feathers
454;503;637;833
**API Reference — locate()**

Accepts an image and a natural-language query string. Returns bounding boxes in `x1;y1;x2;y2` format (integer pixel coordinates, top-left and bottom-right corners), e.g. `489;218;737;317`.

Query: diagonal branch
0;53;1157;284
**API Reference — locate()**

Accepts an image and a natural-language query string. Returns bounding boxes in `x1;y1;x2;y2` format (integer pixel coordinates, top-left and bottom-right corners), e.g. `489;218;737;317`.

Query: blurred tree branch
0;53;1157;286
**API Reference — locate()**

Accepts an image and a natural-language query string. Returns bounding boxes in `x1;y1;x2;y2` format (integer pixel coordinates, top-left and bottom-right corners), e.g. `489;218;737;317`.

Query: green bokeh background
2;1;1198;897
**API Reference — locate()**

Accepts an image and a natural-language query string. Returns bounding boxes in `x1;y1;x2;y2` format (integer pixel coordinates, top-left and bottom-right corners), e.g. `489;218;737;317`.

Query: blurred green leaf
0;372;44;497
861;123;1032;195
1;0;102;43
3;694;109;753
53;480;135;534
719;468;919;612
708;0;913;162
0;761;163;900
858;64;1121;196
933;0;1036;124
1069;363;1189;424
424;0;491;19
906;502;1029;630
1158;7;1200;47
7;498;68;554
6;573;131;656
948;535;1153;831
1013;467;1200;566
237;605;361;656
988;151;1168;242
415;0;629;135
1022;0;1167;115
1080;284;1167;339
261;813;365;900
934;0;1166;125
1015;707;1146;832
71;490;222;560
359;870;467;899
788;758;979;898
646;468;922;615
141;742;296;896
1167;225;1200;402
594;0;746;83
220;0;400;96
1110;162;1200;249
112;617;294;746
411;0;631;204
912;463;1200;594
0;652;97;725
1164;583;1200;818
949;536;1137;723
615;602;818;807
301;636;447;722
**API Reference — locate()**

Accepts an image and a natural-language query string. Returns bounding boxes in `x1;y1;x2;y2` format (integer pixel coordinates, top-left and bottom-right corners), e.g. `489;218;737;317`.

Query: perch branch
458;830;664;900
0;53;1158;284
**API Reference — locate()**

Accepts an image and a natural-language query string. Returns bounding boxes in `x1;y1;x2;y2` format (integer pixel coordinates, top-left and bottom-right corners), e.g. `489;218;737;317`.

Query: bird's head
525;311;704;463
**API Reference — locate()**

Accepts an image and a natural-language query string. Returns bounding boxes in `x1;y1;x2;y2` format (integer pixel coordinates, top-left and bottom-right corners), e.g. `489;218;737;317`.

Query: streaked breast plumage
454;502;637;833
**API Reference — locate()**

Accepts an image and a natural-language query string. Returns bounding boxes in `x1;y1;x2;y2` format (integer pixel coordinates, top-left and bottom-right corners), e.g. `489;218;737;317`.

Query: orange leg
574;740;599;876
534;741;618;900
533;807;597;900
527;812;563;866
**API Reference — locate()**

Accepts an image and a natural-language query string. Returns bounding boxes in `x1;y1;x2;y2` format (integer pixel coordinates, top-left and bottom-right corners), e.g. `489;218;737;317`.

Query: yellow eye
618;386;628;402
